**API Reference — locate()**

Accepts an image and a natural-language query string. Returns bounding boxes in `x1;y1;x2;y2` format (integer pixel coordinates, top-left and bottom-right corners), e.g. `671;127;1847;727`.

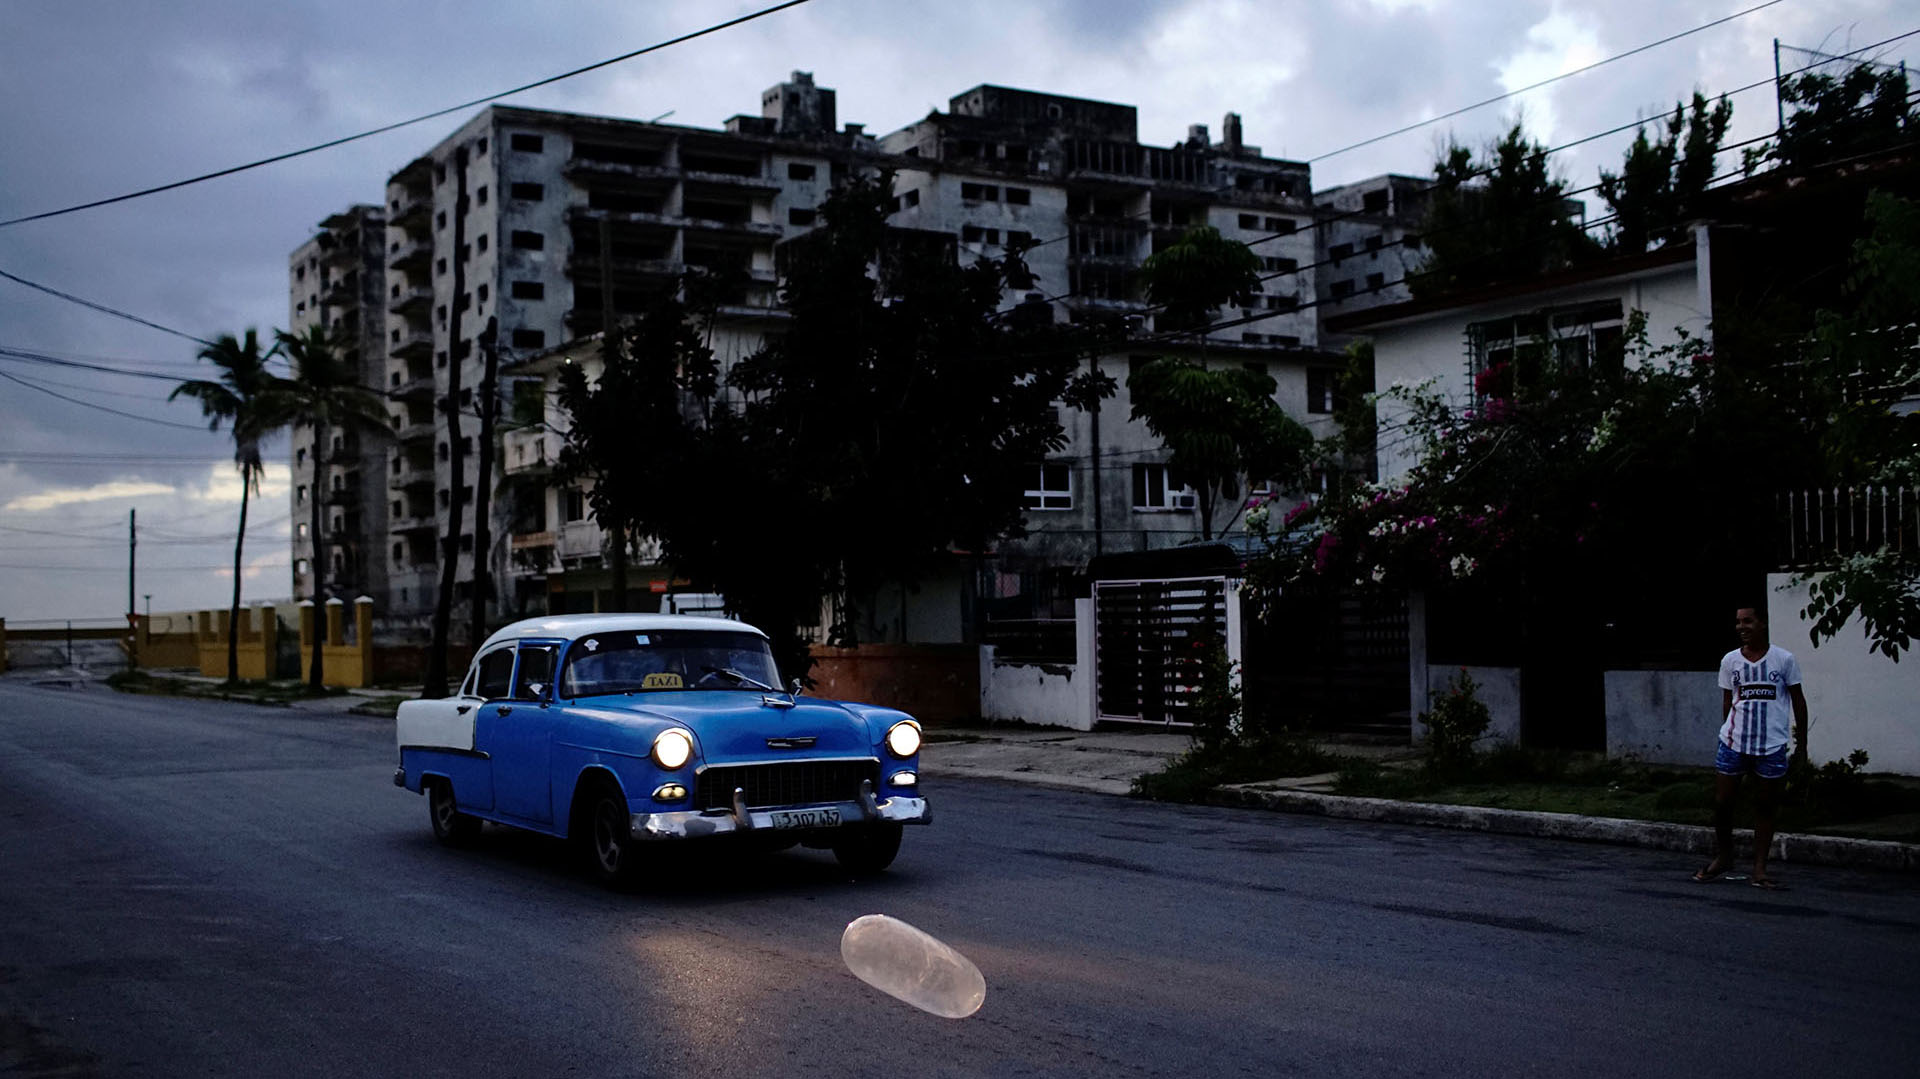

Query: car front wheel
832;822;902;876
584;782;639;888
428;780;481;846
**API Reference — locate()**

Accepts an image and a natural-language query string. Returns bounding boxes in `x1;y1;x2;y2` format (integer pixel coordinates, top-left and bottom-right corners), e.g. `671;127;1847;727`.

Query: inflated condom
841;914;986;1018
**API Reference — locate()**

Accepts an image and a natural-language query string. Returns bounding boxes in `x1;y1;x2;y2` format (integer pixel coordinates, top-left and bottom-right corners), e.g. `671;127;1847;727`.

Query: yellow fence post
261;604;278;681
354;596;374;687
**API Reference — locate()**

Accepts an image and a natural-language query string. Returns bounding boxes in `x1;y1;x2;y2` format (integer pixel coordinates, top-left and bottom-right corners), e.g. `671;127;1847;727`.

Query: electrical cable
0;0;817;229
0;267;214;345
0;368;216;430
1307;0;1792;162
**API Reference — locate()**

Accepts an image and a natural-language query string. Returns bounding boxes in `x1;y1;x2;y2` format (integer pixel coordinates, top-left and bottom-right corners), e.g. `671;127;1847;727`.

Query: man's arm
1789;684;1809;764
1722;689;1733;719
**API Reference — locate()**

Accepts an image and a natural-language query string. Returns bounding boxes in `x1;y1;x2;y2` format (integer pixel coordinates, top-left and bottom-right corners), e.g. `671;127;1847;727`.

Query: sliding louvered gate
1093;576;1230;726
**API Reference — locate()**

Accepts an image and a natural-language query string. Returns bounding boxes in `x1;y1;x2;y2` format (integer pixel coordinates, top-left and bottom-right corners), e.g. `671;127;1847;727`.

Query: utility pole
426;144;471;698
128;508;137;638
600;215;629;612
470;317;499;648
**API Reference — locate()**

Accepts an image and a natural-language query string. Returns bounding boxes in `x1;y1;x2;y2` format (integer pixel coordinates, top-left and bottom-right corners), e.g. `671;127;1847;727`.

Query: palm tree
276;325;388;691
170;329;292;683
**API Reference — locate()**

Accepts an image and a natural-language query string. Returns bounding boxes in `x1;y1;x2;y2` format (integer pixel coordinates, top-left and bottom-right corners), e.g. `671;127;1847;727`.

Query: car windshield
557;629;781;697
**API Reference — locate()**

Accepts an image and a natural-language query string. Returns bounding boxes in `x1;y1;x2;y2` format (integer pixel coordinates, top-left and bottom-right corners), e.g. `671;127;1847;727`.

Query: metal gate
1093;576;1229;725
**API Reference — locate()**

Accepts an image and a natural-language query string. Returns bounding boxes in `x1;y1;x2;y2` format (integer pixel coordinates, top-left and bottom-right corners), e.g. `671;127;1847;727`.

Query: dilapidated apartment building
290;72;1424;643
286;203;392;607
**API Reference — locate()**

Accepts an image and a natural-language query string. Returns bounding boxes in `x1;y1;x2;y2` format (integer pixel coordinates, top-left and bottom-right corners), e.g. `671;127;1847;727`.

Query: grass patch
346;695;412;719
106;669;347;707
1332;746;1920;842
1133;736;1343;802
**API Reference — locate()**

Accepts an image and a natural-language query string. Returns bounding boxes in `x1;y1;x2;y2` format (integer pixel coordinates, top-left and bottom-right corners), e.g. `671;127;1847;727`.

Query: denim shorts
1716;742;1789;779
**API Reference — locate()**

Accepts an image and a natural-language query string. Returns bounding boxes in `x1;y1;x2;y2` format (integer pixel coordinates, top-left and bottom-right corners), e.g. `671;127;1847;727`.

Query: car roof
477;613;766;653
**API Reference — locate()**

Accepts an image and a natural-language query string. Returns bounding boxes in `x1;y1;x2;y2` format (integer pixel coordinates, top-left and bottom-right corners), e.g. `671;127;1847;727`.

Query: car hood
572;692;880;760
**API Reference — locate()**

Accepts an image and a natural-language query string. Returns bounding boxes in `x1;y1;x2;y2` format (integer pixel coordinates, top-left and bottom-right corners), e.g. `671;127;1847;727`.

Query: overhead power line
0;267;213;345
0;0;817;229
1308;0;1792;162
0;368;212;430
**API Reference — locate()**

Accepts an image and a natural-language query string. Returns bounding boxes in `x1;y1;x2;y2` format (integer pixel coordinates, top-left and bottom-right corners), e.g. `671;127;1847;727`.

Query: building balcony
391;513;438;535
681;169;782;194
324;486;361;507
321;275;359;306
390;373;434;404
388;236;431;273
394;420;434;445
388;464;434;493
511;530;556;550
389;286;432;316
389;328;432;361
557;524;603;560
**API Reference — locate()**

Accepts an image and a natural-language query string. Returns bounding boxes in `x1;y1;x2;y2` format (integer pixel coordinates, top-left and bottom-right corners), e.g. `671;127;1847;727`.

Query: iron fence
1775;487;1917;568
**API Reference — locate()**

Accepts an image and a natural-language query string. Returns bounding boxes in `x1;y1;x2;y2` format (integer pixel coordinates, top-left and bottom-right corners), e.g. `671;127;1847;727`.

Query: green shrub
1419;669;1492;766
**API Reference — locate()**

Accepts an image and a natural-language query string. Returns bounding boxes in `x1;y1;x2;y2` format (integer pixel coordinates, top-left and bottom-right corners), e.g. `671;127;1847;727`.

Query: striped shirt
1717;645;1802;755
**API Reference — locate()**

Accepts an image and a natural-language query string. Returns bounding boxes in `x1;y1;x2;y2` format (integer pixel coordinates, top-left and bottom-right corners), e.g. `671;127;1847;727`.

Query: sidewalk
921;725;1920;872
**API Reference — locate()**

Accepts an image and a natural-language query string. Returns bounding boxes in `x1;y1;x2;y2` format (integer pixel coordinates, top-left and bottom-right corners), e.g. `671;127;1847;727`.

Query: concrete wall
1416;664;1521;747
807;643;982;725
980;649;1089;729
1604;670;1719;766
1772;572;1920;774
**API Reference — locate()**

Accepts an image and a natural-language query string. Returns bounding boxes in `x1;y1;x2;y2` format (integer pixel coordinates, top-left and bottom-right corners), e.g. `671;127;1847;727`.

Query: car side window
512;645;555;701
475;647;515;700
458;666;478;698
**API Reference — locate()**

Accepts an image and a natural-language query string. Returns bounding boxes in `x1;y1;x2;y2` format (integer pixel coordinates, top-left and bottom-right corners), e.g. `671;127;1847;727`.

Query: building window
1362;189;1389;213
1007;229;1033;248
511;329;546;350
1131;464;1194;512
297;485;307;505
477;284;489;303
510;230;545;250
1306;367;1340;414
1467;300;1626;396
961;224;1000;245
510;182;544;202
296;447;306;465
564;488;586;523
787;162;816;181
436;257;447;276
1263;256;1297;273
1365;235;1383;253
1403;233;1423;251
476;186;488;206
1330;279;1355;299
476;137;488;155
1265;217;1296;234
1004;187;1031;205
296;523;308;539
788;207;817;226
436;210;447;230
294;558;309;577
511;280;545;300
1024;464;1072;510
1238;213;1259;229
1365;272;1386;292
902;189;920;208
1328;242;1353;263
960;182;999;202
477;234;489;253
510;133;544;153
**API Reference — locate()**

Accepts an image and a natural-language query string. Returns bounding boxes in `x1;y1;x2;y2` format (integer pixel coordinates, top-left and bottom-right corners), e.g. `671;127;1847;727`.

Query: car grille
694;759;879;811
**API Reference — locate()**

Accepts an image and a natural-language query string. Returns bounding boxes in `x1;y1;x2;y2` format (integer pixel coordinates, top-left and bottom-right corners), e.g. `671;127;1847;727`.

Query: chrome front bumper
629;779;930;841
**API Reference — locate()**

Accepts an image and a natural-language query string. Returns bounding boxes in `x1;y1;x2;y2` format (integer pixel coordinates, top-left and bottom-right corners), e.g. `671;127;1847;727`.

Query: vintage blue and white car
394;614;929;884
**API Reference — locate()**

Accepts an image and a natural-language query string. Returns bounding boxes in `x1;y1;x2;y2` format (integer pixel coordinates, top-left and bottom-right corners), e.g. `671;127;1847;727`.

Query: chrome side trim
398;744;490;759
694;755;882;772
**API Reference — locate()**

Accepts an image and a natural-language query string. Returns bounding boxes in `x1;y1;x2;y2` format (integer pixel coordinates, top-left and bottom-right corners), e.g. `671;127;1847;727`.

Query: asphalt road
2;678;1917;1078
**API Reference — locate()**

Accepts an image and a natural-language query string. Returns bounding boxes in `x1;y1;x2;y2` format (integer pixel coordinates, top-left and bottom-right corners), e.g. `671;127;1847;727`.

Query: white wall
1604;670;1720;766
977;596;1096;730
1417;664;1521;746
1772;572;1920;774
1370;259;1707;482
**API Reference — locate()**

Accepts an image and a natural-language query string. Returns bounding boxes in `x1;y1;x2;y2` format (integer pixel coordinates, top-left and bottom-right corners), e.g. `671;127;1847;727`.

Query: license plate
767;807;840;830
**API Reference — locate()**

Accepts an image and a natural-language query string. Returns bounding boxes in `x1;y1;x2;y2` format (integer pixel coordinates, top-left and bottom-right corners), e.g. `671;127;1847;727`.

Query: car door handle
456;704;471;715
495;705;512;716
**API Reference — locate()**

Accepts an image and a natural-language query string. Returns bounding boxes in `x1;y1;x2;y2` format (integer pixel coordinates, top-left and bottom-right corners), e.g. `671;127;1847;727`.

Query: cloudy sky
0;0;1909;624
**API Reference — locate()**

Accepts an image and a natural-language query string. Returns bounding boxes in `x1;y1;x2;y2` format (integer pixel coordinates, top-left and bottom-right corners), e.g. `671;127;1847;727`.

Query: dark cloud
0;0;1907;618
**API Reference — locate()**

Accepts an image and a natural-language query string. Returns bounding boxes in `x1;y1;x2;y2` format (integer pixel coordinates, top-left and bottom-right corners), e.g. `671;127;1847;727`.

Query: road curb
1208;785;1920;871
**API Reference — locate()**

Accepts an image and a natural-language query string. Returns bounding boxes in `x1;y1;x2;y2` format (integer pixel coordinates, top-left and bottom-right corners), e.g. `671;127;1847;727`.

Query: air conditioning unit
1172;492;1198;510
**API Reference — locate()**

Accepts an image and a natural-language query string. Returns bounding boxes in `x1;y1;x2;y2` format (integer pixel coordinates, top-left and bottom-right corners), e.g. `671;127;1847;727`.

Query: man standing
1694;605;1808;889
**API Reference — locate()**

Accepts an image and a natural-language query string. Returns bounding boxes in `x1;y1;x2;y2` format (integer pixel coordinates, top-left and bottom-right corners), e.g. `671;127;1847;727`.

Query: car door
477;642;560;825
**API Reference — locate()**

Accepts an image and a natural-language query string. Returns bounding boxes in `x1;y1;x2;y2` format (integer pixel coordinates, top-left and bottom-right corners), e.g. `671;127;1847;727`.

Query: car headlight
652;728;694;770
884;720;922;759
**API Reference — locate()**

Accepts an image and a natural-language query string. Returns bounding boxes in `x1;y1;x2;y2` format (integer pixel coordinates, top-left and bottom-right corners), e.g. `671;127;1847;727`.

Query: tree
557;174;1105;679
1414;122;1600;296
169;329;291;683
1747;62;1918;175
1126;358;1312;539
1599;92;1733;253
1794;192;1920;658
1138;225;1260;340
277;325;387;690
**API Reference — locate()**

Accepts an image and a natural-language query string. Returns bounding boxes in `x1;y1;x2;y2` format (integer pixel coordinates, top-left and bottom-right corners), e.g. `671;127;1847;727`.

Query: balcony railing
388;286;432;316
